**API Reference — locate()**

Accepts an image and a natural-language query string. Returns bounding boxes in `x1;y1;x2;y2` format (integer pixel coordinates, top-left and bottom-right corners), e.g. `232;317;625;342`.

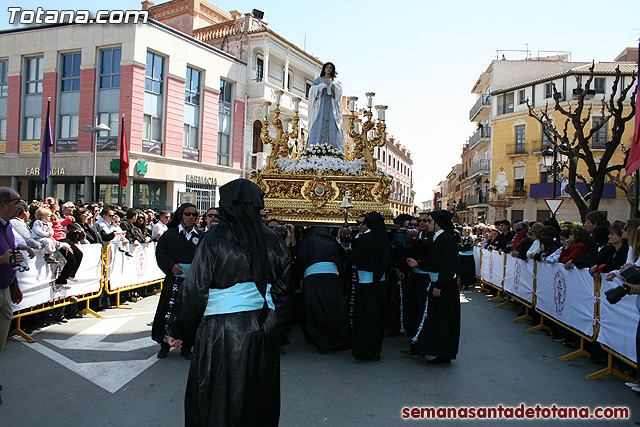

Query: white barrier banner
11;244;103;312
503;256;535;304
598;275;639;363
490;250;504;289
473;246;482;277
536;263;595;337
107;242;165;291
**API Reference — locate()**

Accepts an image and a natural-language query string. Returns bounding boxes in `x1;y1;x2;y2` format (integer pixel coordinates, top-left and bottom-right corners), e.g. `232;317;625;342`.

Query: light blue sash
428;272;439;282
174;263;191;279
411;266;430;275
304;261;339;278
358;271;386;284
459;250;474;256
204;282;274;315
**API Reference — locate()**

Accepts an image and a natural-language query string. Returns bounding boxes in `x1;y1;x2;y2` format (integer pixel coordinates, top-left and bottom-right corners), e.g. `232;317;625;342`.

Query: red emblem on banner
135;247;147;278
553;270;566;315
514;262;521;291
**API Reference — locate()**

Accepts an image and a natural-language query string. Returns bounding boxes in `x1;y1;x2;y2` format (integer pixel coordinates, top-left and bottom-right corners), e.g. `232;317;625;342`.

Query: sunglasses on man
207;213;220;218
183;211;198;217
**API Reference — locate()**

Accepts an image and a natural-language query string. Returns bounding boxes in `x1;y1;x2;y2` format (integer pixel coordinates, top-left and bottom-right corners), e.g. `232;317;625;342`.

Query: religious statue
494;171;509;199
307;62;344;153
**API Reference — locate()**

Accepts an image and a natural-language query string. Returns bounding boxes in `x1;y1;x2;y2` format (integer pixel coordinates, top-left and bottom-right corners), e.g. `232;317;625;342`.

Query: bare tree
527;64;637;222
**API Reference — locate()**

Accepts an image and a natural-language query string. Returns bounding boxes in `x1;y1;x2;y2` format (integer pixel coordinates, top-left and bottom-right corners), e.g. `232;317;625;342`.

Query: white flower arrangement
277;156;365;174
302;143;343;158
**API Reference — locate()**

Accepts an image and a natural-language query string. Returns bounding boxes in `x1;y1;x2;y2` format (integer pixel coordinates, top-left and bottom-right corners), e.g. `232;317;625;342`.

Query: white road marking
45;316;157;351
28;342;159;393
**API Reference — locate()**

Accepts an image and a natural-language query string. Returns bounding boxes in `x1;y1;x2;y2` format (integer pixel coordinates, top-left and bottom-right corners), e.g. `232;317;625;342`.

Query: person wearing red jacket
559;225;589;265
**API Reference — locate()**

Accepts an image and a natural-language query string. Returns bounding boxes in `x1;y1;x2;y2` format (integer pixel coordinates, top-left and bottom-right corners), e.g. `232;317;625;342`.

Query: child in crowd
31;207;59;264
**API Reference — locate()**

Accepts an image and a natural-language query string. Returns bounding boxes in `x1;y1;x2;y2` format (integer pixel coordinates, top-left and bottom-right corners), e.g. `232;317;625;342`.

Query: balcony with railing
467;159;490;177
469;95;491;121
467;192;490;207
506;143;528;156
468;126;491;149
509;187;527;198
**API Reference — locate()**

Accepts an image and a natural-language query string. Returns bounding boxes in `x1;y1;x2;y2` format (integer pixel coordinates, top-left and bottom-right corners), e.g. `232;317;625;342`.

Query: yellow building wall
490;108;632;197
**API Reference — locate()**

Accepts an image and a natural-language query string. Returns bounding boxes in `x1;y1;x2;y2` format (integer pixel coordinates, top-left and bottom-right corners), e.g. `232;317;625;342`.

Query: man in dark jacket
152;203;202;360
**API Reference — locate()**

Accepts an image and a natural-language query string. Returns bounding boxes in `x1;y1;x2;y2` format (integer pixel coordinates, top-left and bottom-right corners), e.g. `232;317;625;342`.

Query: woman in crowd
69;207;101;244
565;225;610;270
525;223;544;259
558;225;589;264
586;221;628;280
458;226;475;290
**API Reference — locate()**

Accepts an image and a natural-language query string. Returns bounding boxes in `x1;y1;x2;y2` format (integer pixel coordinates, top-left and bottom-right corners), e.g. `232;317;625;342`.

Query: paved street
1;290;638;426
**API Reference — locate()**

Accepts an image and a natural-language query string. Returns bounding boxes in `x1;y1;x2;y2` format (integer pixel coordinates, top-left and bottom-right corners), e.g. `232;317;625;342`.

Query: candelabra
347;92;387;173
261;90;301;170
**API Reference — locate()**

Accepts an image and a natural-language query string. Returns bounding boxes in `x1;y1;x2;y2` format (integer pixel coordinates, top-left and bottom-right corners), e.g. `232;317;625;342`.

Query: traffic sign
544;198;563;215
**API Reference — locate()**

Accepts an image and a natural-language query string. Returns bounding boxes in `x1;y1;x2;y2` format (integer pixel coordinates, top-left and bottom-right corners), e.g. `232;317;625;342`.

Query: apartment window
0;60;7;142
515;125;526;150
145;51;164;94
594;77;605;94
143;114;162;142
498;92;514;114
286;70;293;91
255;56;264;82
218;79;233;166
61;52;81;92
25;57;43;94
540;170;551;183
593;117;607;146
545;83;554;99
184;125;198;149
98;112;119;137
0;60;7;97
24;116;41;141
305;81;312;99
518;89;526;104
59;114;79;139
185;67;200;105
100;48;121;88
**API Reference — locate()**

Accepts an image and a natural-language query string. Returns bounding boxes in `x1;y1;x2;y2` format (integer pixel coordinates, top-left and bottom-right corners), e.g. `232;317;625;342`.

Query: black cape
167;223;292;426
412;230;461;359
297;227;351;352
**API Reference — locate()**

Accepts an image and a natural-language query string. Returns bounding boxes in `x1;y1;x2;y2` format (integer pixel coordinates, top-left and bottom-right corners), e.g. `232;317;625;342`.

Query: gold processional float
252;90;393;224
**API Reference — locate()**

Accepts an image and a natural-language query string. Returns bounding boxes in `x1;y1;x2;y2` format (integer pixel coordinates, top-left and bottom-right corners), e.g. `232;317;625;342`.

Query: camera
9;250;29;272
605;267;639;305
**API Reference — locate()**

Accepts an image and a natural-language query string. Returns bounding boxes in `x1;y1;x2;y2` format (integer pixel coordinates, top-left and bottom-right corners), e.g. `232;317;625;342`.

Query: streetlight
81;119;111;202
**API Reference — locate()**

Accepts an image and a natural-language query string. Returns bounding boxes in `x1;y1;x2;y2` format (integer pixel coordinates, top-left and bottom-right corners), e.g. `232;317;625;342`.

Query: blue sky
2;0;639;204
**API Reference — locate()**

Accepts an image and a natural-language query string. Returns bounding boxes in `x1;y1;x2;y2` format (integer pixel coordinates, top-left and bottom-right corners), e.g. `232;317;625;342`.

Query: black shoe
428;357;451;365
387;330;402;337
318;349;328;355
552;336;565;343
157;343;170;359
181;349;192;360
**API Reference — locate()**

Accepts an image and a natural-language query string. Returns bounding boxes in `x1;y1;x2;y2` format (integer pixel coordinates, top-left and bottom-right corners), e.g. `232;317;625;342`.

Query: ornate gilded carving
254;91;393;224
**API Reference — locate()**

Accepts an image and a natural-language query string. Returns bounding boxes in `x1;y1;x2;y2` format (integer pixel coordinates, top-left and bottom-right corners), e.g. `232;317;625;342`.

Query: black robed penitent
298;227;351;353
411;210;461;360
167;179;292;427
152;203;202;347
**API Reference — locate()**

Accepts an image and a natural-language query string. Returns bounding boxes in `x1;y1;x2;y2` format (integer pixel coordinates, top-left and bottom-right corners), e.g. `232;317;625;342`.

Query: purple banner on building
529;183;617;198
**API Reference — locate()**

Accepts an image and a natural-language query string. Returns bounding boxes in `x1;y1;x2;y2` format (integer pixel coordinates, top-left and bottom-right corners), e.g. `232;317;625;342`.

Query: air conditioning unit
249;152;268;172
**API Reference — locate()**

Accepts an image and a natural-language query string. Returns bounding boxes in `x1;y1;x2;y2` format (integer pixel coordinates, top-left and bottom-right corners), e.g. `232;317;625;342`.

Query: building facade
0;0;323;212
373;136;414;215
469;53;636;223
